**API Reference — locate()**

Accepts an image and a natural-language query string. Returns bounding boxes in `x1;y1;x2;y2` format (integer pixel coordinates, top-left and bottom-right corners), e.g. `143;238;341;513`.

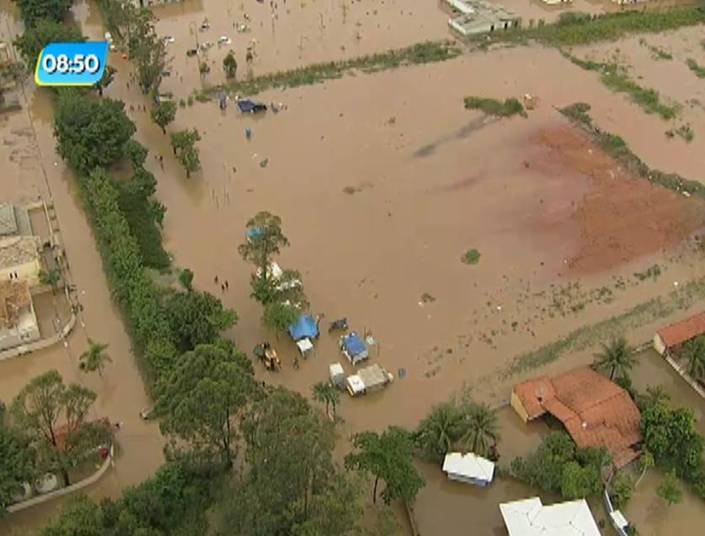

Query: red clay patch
531;124;705;274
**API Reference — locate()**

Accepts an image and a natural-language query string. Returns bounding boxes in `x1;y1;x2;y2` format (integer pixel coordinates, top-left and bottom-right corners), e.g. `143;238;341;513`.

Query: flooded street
3;0;705;533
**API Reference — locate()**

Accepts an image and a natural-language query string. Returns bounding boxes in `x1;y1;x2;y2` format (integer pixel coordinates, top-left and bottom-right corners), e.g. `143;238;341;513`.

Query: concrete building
0;280;40;351
442;452;495;487
499;497;601;536
511;366;641;468
0;235;42;287
445;0;520;36
0;203;33;237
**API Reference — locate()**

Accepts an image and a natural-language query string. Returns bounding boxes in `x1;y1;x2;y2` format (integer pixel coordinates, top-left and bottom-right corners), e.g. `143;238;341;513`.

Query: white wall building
442;452;495;486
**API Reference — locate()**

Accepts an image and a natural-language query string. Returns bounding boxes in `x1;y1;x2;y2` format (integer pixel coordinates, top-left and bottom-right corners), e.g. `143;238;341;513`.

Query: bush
464;97;526;118
461;248;481;265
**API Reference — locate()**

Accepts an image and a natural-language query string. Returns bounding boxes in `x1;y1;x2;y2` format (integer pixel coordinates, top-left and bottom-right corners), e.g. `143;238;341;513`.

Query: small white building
499;497;601;536
442;452;495;487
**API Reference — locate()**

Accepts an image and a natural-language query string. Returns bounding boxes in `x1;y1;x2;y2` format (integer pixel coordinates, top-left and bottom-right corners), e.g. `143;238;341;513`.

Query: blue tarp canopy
342;333;367;357
237;99;267;113
246;226;265;240
288;315;319;341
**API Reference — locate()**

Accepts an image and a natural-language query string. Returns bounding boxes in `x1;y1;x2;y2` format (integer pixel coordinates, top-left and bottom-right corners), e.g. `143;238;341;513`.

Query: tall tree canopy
164;290;237;352
54;91;136;174
345;426;425;505
14;20;84;68
593;336;636;381
238;211;290;279
156;341;257;468
17;0;73;27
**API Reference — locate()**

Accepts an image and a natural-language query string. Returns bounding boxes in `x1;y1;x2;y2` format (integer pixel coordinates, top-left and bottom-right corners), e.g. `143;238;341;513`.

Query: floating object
237;99;267;113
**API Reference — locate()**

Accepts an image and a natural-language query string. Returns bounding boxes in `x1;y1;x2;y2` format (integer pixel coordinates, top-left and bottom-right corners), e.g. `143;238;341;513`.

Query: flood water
3;0;705;533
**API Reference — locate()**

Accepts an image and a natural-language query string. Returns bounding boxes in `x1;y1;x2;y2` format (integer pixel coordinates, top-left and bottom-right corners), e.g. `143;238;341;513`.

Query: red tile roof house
653;311;705;356
511;367;642;468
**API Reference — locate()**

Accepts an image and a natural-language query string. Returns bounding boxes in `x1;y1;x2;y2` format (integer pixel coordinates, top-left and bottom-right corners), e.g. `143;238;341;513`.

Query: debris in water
260;158;269;168
420;292;436;304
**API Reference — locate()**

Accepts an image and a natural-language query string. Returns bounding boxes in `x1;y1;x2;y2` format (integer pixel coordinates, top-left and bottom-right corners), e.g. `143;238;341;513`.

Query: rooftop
0;280;32;329
656;311;705;349
443;452;495;482
513;367;641;468
0;204;18;235
499;497;601;536
0;235;40;270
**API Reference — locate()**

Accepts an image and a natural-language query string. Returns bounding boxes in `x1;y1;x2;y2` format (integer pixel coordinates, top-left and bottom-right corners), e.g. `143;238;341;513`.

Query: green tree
594;336;636;381
560;460;601;499
10;371;99;486
125;8;167;95
657;470;683;506
263;302;299;334
94;65;116;97
238;211;290;285
78;339;112;377
54;91;136;175
17;0;73;27
635;450;654;488
609;471;634;509
156;341;257;468
459;402;499;458
414;401;463;464
641;400;704;481
124;140;148;170
312;381;340;420
151;100;177;134
0;424;35;514
640;385;671;410
223;52;237;79
41;495;104;536
345;426;425;505
511;432;576;494
170;128;201;178
291;474;363;536
178;268;194;292
14;20;85;68
682;336;705;379
164;290;237;352
39;268;61;294
217;387;338;534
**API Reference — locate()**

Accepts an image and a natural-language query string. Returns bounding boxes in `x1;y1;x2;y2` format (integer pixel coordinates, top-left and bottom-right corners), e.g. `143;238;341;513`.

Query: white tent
499;497;601;536
442;452;495;487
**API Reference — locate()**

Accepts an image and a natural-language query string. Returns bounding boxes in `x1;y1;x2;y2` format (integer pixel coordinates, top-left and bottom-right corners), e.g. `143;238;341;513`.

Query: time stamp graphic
35;42;109;87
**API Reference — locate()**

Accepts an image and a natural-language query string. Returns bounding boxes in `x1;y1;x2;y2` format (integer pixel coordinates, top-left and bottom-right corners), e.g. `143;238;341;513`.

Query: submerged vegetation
567;56;678;120
202;40;461;97
461;248;482;265
463;97;525;118
477;7;705;47
638;39;673;61
686;58;705;78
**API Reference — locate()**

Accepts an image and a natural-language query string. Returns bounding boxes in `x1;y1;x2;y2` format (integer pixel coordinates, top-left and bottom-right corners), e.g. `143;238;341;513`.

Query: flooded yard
3;0;705;532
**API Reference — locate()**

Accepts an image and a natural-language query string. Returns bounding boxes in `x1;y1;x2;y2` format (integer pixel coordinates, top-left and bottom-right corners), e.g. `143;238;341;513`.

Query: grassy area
567;56;678;120
686;58;705;78
463;96;526;118
475;7;705;47
561;102;705;197
638;39;673;61
504;273;705;377
201;41;462;98
461;248;481;265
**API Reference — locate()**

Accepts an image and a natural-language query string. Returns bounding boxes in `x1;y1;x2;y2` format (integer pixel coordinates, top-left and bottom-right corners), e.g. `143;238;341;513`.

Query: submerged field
3;0;705;533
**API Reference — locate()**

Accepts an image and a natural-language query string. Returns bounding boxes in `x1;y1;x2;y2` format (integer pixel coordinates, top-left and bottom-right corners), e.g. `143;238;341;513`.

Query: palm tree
594;336;636;381
414;401;463;464
312;381;340;420
459;402;499;458
79;339;112;377
641;385;671;409
682;336;705;380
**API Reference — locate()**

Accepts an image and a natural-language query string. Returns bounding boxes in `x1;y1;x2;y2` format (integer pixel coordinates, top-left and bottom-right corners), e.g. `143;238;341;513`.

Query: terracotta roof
513;367;641;468
0;280;31;329
656;311;705;349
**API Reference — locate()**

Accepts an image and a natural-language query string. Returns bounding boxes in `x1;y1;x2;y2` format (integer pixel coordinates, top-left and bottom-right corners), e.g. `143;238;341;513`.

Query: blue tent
288;315;319;341
341;333;367;358
246;226;265;241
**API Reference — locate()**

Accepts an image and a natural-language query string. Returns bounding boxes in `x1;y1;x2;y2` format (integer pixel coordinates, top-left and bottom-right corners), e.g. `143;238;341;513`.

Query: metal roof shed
442;452;495;487
499;497;601;536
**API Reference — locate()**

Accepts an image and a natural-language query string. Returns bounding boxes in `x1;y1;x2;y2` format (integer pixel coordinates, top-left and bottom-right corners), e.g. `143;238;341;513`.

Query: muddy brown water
3;0;705;533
